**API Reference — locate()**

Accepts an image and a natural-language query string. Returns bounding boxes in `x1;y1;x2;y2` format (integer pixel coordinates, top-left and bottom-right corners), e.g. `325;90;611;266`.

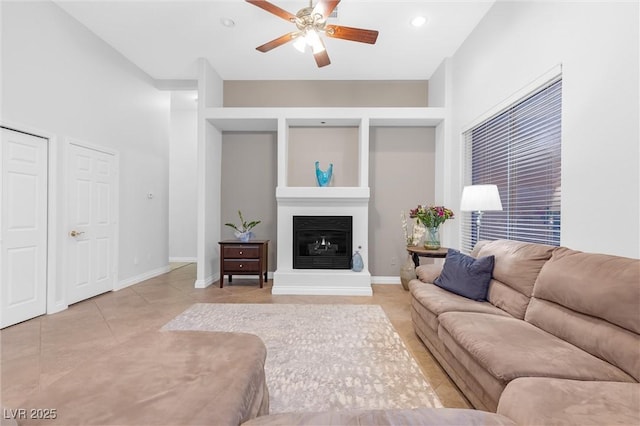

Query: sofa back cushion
476;240;556;319
526;247;640;381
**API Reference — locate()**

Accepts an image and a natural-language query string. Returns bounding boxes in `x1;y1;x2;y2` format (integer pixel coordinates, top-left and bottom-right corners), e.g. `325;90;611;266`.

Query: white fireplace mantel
273;186;372;296
269;111;376;296
276;187;370;203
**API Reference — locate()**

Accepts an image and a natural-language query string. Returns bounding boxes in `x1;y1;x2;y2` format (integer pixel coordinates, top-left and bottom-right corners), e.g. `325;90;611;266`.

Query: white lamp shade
460;184;503;212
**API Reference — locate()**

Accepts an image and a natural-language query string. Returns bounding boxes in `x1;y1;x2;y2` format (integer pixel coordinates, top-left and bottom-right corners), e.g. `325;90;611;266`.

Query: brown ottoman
15;331;269;425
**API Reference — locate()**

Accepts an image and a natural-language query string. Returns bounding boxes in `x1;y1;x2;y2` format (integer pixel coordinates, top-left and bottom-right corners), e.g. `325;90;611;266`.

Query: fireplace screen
293;216;352;269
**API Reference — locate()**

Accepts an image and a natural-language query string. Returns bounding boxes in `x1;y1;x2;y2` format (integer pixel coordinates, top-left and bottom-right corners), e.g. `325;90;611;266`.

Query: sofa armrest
415;264;444;283
497;377;640;426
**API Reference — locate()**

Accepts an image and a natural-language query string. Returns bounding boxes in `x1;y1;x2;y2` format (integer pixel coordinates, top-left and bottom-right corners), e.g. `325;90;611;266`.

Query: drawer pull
239;264;243;268
239;251;243;255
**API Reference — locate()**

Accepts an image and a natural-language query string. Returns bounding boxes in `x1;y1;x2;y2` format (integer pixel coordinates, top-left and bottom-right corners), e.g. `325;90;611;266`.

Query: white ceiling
54;0;494;81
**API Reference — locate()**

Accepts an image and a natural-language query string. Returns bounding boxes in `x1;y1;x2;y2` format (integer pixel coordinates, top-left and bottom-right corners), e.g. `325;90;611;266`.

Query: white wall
195;59;223;288
169;93;197;261
444;1;639;258
1;1;171;306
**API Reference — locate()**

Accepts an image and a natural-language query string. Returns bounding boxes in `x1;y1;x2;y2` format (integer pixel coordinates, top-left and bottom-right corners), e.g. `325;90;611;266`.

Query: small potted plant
225;210;261;242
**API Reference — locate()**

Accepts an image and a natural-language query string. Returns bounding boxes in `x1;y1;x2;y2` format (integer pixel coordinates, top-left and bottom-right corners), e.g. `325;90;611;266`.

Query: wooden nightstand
219;240;269;288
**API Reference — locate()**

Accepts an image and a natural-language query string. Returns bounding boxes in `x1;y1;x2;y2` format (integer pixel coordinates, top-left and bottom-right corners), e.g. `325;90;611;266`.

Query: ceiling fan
246;0;379;68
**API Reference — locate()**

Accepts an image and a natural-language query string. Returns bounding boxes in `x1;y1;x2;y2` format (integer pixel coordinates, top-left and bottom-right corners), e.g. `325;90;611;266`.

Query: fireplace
293;216;352;269
273;186;371;296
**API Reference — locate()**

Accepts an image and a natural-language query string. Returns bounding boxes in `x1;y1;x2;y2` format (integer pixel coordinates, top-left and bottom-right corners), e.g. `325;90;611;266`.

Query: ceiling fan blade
313;41;331;68
256;32;299;52
245;0;296;22
325;25;379;44
312;0;340;20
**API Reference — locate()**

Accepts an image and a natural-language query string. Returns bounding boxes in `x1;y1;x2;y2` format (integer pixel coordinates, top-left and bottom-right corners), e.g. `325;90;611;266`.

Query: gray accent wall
224;81;429;107
369;127;436;276
221;132;278;273
288;127;360;187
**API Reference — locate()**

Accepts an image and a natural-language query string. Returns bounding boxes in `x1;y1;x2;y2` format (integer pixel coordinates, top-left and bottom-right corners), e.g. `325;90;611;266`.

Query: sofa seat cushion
411;282;510;333
438;312;635;383
243;408;516;426
15;331;269;426
497;377;640;426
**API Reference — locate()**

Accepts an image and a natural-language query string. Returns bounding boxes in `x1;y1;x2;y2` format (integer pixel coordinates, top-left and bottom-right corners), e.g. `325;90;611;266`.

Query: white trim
169;257;197;263
195;272;219;289
116;265;170;290
0;121;64;314
271;286;373;296
371;276;401;284
67;138;118;157
461;64;563;134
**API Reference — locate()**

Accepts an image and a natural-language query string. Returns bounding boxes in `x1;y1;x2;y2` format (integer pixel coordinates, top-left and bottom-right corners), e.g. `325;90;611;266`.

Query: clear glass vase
424;226;441;250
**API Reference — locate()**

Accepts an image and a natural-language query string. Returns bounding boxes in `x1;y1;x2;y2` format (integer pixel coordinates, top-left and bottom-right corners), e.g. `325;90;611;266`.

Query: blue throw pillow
434;249;495;301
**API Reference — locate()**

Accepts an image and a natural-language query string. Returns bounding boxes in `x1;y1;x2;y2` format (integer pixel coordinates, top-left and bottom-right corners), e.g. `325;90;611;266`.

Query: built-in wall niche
287;127;359;187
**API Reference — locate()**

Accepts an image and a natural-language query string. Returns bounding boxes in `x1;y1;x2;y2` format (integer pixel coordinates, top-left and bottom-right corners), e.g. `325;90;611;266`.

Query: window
462;77;562;252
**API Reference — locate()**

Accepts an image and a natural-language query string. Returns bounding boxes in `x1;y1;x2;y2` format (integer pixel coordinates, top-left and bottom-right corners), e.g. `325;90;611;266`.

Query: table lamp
460;184;503;243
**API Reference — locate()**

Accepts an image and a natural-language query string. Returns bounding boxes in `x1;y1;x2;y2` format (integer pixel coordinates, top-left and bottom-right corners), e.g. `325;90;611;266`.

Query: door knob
69;230;85;237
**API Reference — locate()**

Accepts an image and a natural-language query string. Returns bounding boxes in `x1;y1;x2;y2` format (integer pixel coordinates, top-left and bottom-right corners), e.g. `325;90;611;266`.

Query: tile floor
1;263;470;410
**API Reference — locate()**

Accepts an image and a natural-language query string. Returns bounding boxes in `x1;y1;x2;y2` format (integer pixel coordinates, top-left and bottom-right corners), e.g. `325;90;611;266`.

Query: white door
67;143;116;304
1;128;48;328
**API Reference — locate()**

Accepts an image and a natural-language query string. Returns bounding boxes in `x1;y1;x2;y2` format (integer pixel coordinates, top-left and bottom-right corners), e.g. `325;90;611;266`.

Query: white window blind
461;77;562;252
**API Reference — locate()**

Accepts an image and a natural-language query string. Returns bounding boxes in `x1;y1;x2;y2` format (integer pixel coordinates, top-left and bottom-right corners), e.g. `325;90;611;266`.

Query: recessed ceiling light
411;16;427;27
220;17;235;28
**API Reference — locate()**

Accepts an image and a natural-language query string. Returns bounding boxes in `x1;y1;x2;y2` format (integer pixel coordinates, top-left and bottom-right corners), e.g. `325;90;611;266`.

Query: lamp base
475;210;484;244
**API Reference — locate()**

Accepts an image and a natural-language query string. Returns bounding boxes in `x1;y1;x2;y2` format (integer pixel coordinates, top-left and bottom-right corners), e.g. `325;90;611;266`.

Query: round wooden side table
406;246;448;268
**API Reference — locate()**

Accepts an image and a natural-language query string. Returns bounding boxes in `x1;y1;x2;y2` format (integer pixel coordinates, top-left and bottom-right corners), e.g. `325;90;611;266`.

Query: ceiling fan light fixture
246;0;377;67
305;29;325;53
293;36;307;53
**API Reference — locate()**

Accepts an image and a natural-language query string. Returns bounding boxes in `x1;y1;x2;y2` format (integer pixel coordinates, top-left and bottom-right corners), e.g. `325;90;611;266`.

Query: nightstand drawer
223;246;260;259
223;259;260;272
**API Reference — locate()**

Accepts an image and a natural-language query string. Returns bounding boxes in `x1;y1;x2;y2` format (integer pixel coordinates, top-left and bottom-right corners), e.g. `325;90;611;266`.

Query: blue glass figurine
315;161;333;187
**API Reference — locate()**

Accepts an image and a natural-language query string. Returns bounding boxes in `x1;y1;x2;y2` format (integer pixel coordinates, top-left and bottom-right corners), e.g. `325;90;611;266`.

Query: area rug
162;303;442;413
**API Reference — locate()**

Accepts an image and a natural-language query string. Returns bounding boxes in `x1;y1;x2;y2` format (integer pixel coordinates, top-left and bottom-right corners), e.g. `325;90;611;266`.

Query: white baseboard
116;265;171;290
371;276;401;284
169;257;197;263
195;273;219;289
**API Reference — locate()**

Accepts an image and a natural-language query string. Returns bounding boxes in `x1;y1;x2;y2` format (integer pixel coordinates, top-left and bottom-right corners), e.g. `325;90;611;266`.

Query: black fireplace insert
293;216;352;269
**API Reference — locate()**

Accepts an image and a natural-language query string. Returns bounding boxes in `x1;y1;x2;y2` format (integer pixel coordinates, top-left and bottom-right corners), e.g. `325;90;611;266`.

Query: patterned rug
162;303;442;413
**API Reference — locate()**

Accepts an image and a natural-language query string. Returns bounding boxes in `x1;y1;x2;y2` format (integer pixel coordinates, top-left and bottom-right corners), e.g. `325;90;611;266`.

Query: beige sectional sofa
248;240;638;425
410;239;640;424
